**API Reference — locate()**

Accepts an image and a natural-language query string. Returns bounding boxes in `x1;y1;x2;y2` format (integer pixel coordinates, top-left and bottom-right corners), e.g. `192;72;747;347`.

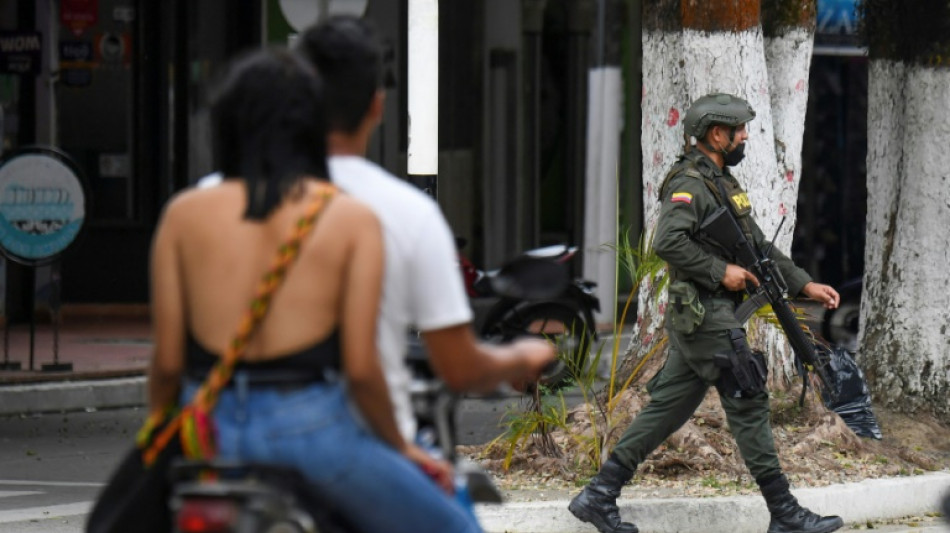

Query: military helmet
683;93;756;139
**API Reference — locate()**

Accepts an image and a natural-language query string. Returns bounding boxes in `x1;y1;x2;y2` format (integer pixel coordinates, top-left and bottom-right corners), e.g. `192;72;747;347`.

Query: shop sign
816;0;862;50
0;148;87;265
60;40;93;65
95;32;130;64
818;0;857;35
60;41;92;87
0;31;42;75
61;0;100;37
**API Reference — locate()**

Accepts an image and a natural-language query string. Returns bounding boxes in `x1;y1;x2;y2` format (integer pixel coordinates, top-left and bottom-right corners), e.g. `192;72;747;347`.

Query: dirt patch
462;385;950;498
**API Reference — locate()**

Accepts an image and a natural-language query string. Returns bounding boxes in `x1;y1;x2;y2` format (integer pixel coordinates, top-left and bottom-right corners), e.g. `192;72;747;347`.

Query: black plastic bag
820;346;882;440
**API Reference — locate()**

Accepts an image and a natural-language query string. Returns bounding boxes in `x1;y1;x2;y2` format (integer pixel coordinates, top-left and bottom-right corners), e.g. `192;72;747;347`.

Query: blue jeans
181;374;481;533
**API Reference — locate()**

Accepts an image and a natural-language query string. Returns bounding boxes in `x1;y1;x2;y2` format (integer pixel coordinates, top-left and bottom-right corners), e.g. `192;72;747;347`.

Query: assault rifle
699;206;834;402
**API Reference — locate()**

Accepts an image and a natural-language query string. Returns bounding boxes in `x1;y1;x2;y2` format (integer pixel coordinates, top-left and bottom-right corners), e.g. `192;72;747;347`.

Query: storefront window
56;0;136;222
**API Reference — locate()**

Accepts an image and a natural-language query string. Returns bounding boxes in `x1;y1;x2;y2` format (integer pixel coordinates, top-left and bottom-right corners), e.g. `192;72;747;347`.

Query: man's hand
509;338;557;391
722;264;760;291
403;443;455;495
802;281;840;310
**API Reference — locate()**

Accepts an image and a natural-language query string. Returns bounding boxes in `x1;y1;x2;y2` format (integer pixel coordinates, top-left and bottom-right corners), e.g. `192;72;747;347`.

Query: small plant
488;390;570;470
484;228;668;473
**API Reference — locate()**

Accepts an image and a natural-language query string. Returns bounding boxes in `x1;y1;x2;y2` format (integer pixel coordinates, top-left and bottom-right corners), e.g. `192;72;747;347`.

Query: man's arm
744;215;837;306
408;203;555;391
653;176;729;291
421;325;554;393
743;215;811;296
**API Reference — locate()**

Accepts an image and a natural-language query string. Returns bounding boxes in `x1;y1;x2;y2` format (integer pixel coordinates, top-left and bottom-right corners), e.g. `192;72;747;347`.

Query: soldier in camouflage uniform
568;93;844;533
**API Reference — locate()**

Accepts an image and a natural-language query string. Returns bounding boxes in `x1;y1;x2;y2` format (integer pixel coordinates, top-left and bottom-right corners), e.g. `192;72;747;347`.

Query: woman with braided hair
147;48;480;532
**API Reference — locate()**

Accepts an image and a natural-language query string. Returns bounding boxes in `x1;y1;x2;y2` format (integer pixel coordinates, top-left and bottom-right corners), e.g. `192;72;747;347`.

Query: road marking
0;480;104;488
0;491;41;498
0;501;92;523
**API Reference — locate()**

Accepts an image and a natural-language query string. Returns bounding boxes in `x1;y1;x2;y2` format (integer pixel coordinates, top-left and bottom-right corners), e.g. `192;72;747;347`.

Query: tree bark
623;0;816;389
861;0;950;420
620;0;684;390
762;0;816;254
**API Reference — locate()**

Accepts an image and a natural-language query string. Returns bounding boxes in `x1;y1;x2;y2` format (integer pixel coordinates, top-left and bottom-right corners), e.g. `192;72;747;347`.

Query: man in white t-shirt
296;16;555;443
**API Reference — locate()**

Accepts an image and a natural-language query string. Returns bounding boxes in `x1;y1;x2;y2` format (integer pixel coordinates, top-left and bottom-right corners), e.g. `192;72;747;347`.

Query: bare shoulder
160;183;240;225
327;193;381;231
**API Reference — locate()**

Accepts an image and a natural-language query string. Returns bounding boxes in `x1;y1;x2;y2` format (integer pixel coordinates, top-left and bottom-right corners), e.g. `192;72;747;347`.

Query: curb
0;376;146;416
475;472;950;533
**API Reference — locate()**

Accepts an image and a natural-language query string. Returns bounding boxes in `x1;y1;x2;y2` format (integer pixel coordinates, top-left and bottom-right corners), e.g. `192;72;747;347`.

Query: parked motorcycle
459;240;600;388
166;256;570;533
821;278;861;350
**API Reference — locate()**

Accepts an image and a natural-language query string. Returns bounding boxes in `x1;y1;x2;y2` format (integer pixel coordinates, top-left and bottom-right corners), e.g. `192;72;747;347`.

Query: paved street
2;403;949;532
0;394;551;532
0;409;143;531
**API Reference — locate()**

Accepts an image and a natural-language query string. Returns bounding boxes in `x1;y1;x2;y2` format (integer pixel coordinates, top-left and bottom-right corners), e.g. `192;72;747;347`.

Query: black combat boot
758;474;844;533
568;455;638;533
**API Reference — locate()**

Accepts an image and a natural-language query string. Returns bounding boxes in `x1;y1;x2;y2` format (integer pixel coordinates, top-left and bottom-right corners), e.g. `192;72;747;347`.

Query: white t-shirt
329;156;472;440
196;160;472;439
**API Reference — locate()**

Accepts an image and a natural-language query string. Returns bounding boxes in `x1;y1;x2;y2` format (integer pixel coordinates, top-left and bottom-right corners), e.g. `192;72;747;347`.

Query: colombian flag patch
671;192;693;204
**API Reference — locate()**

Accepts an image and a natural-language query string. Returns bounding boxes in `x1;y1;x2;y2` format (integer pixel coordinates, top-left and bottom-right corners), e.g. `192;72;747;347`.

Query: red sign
61;0;99;37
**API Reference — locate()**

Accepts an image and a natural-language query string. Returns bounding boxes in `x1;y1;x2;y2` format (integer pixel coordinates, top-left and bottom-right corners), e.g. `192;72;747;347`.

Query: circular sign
0;147;87;265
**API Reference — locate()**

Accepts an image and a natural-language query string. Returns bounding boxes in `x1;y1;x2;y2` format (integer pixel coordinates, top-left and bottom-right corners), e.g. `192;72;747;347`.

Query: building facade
0;0;863;323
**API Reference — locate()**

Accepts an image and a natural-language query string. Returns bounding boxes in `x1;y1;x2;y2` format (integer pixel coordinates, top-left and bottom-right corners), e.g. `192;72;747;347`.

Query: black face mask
723;142;746;167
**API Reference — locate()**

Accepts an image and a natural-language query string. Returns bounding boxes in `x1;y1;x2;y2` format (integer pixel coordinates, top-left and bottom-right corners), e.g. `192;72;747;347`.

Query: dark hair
211;48;329;220
296;15;382;134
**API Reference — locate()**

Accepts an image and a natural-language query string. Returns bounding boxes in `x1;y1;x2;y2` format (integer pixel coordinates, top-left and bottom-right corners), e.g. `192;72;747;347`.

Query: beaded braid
142;183;338;466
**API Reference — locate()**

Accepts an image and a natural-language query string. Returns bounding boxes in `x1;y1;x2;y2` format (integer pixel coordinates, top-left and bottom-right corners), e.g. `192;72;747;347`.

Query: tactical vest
658;150;755;282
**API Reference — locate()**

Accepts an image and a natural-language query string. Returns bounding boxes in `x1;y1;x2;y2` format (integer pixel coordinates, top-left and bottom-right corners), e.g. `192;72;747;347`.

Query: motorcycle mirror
489;257;569;301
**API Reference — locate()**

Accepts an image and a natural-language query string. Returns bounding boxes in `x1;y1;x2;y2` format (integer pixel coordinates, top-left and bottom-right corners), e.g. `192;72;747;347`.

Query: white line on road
0;502;92;524
0;492;42;498
0;480;104;488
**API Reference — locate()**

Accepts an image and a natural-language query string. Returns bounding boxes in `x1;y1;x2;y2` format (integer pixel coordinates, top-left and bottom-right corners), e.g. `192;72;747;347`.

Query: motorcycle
820;278;862;350
166;256;570;533
458;239;600;388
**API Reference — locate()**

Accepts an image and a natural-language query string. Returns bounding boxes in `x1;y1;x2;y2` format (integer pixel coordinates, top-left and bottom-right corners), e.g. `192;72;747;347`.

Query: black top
185;329;342;381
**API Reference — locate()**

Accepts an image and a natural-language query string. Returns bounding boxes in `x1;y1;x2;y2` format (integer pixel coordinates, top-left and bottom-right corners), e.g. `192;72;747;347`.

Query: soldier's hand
802;282;839;309
722;264;760;291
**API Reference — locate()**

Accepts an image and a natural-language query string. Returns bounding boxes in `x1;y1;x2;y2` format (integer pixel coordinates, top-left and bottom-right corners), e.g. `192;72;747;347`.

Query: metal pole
407;0;439;199
42;260;71;372
523;0;548;249
0;311;20;370
567;0;596;254
28;272;35;371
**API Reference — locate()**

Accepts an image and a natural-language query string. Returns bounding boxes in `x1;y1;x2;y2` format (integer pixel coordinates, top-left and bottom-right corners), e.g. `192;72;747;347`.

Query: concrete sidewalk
0;313;150;415
475;472;950;532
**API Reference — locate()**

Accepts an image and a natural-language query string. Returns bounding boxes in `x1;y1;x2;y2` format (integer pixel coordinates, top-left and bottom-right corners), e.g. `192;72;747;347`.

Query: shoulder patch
671;191;693;204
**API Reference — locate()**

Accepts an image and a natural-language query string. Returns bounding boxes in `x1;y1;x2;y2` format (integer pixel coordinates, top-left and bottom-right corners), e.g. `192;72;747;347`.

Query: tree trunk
860;1;950;421
623;0;816;390
622;0;684;388
760;0;817;385
762;0;816;253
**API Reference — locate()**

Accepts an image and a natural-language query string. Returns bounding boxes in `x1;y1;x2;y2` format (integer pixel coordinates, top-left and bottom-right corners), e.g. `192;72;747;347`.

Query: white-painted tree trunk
627;28;686;365
681;28;784;242
765;28;814;253
763;26;816;383
862;61;950;418
630;23;816;387
680;27;797;381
